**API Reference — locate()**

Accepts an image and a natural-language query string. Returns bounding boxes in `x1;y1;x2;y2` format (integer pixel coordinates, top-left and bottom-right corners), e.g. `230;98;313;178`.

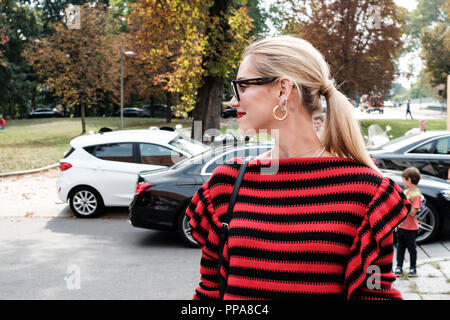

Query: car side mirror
386;125;391;132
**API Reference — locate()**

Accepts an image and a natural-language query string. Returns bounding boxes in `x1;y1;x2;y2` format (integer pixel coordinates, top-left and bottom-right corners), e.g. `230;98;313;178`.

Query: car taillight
59;162;72;171
135;182;153;195
371;157;376;165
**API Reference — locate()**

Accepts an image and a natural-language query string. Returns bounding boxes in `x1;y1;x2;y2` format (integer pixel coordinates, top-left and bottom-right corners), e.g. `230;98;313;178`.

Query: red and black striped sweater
186;157;410;300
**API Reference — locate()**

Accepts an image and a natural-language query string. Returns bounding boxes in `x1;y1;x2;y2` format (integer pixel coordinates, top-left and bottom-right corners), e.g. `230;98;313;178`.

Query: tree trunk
150;96;155;118
191;0;231;142
165;91;172;124
80;102;86;134
191;76;224;142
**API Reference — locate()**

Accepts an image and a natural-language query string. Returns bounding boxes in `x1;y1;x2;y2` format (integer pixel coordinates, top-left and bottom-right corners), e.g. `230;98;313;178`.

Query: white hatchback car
57;129;210;217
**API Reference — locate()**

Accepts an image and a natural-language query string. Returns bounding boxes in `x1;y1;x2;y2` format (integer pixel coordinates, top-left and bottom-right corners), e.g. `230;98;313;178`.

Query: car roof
168;141;273;168
374;130;449;152
70;129;180;148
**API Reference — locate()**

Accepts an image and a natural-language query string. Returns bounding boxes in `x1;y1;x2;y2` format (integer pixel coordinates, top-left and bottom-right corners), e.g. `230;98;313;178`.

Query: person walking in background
405;99;413;119
0;114;5;130
186;35;410;300
395;167;422;278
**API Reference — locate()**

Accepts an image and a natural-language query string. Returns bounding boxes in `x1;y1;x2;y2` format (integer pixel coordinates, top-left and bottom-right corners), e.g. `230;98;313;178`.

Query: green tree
0;0;42;118
405;0;447;51
192;0;253;139
128;0;253;137
30;0;110;35
420;0;450;96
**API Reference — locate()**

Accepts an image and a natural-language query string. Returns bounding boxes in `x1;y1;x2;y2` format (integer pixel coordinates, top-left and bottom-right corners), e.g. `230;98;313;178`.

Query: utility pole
447;75;449;130
119;48;136;130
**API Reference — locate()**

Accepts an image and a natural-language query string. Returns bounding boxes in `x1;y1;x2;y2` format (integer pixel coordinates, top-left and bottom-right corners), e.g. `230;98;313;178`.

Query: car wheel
178;210;200;248
416;201;440;244
69;186;104;218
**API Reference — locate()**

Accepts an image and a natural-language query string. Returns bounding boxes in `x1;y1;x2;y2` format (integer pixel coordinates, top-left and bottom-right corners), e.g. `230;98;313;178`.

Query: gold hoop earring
273;99;288;121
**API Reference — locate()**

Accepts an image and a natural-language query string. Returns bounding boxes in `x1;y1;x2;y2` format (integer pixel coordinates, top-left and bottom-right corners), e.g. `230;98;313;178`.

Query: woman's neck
269;117;325;159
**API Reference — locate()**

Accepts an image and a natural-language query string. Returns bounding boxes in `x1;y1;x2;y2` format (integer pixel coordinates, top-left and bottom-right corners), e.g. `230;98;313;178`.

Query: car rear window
63;147;75;158
139;143;185;166
83;145;97;155
84;143;134;163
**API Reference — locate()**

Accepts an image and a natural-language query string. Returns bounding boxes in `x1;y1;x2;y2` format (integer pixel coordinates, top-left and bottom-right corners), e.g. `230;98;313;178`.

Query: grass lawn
0;117;447;173
358;119;447;140
0;117;190;173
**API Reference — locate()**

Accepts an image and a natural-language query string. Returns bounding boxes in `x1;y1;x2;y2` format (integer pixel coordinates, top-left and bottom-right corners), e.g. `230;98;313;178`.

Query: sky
261;0;420;90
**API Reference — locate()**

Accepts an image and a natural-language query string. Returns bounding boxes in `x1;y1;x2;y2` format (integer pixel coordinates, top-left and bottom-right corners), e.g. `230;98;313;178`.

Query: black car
384;169;450;244
142;104;167;118
28;108;60;118
142;104;186;119
129;142;273;247
370;131;450;180
221;106;237;118
114;107;144;117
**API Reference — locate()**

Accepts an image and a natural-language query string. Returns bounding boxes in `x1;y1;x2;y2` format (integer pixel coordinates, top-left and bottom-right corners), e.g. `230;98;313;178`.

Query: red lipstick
237;112;246;119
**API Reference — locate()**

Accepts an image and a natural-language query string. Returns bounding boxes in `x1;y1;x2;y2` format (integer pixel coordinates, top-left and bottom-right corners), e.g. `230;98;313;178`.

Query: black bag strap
218;157;251;299
223;157;250;231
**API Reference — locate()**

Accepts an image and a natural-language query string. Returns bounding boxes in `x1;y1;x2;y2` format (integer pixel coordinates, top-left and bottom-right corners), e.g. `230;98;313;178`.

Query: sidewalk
393;258;450;300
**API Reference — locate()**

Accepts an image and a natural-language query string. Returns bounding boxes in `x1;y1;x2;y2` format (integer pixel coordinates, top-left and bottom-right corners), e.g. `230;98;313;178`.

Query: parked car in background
142;104;167;118
370;131;450;180
221;106;237;118
129;142;273;247
113;107;144;117
28;108;60;118
383;169;450;244
141;104;187;119
57;129;210;218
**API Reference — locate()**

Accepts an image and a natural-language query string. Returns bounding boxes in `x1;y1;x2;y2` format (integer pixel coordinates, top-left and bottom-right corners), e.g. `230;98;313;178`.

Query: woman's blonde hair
243;35;379;172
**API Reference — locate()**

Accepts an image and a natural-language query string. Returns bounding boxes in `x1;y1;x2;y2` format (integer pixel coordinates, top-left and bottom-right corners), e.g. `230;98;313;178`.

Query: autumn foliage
127;0;253;112
277;0;406;97
23;2;120;133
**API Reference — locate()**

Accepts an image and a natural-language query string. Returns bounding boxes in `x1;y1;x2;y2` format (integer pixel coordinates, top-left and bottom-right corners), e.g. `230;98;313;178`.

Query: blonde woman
186;35;410;300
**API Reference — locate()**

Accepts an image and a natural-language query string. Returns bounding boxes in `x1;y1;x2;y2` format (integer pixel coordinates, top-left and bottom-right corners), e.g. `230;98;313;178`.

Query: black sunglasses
231;77;278;101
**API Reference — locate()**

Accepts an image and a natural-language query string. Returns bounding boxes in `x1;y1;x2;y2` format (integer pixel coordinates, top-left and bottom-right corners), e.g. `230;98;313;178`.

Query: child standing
395;167;422;277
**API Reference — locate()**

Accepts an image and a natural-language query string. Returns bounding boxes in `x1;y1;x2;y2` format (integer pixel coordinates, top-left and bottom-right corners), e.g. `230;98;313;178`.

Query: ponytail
322;89;380;173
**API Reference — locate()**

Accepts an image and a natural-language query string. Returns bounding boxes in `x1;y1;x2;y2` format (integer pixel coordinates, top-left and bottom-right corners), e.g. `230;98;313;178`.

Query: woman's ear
278;77;294;99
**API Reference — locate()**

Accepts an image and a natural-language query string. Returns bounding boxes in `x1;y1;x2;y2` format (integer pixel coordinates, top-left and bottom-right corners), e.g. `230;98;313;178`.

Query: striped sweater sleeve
345;176;411;300
185;180;221;300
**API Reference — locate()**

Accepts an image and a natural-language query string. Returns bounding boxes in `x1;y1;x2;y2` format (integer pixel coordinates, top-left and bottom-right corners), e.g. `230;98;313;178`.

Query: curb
0;163;59;178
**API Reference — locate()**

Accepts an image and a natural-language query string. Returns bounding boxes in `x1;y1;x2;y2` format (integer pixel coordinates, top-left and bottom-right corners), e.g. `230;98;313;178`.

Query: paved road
0;216;200;300
1;214;449;300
